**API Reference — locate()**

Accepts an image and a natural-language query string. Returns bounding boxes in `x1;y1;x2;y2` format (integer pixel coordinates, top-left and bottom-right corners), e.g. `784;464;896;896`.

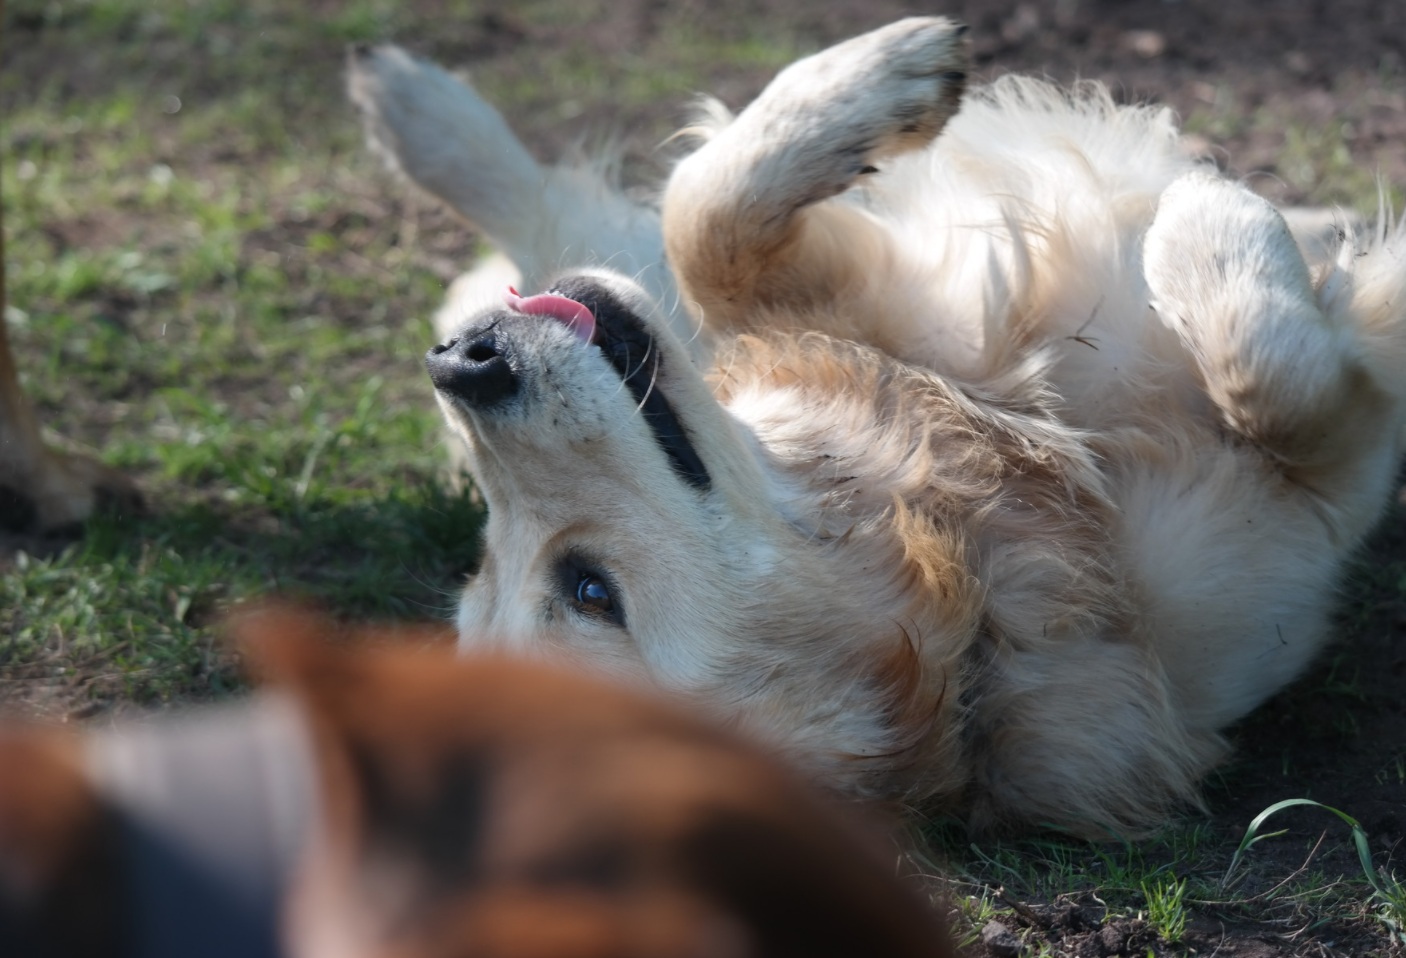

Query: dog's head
426;270;772;675
427;272;978;800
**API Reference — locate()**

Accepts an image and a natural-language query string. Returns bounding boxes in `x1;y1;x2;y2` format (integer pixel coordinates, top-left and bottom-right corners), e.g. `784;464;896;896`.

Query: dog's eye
575;574;614;615
556;554;625;627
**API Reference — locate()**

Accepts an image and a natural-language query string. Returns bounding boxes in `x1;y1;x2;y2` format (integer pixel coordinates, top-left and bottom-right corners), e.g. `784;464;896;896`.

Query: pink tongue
504;287;596;344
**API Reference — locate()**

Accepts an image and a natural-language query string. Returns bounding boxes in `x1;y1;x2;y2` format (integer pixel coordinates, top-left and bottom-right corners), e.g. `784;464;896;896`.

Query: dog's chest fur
715;328;1125;643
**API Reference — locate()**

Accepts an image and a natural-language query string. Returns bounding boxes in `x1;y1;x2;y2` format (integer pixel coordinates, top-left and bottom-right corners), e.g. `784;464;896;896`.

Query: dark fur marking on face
548;277;712;490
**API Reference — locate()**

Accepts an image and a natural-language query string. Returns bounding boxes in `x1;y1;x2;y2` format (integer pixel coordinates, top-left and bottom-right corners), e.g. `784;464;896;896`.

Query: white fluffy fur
349;20;1406;835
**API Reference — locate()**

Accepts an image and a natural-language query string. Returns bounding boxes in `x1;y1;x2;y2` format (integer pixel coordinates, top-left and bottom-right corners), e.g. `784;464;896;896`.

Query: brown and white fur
0;607;950;958
348;18;1406;836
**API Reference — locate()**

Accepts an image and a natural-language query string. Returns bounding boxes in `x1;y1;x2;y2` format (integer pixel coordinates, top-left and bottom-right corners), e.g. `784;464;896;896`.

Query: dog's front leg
663;18;968;333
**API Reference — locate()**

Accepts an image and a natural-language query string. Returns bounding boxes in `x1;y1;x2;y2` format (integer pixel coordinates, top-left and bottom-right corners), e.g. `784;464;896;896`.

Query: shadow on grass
0;481;483;707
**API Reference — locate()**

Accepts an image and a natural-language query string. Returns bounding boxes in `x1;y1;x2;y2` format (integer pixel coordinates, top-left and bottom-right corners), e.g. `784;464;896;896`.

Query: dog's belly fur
678;74;1400;827
351;19;1406;835
738;80;1379;727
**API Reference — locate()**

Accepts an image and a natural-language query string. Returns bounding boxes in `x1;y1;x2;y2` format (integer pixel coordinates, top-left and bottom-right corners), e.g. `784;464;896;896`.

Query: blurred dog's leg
0;193;139;535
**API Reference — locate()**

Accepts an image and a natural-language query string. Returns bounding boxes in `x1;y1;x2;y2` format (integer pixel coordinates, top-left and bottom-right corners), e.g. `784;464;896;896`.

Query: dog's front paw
758;17;969;173
1144;170;1316;331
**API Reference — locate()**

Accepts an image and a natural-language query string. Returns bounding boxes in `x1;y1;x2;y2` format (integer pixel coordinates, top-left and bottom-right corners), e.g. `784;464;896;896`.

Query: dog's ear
220;599;463;831
223;600;348;687
225;601;454;689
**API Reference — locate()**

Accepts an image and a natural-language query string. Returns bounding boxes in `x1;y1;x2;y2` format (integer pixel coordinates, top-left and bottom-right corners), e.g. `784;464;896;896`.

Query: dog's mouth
503;278;711;491
455;272;703;489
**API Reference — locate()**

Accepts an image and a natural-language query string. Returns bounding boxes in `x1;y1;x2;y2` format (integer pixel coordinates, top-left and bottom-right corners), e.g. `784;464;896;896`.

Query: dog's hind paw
757;17;969;177
345;44;541;241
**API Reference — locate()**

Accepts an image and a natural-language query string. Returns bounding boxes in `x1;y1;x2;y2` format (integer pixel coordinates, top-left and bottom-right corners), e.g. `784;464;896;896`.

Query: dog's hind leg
1143;171;1403;541
346;46;675;333
663;18;968;335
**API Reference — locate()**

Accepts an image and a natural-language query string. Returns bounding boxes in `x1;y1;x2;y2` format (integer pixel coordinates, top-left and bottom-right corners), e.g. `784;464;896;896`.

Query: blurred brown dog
0;607;953;958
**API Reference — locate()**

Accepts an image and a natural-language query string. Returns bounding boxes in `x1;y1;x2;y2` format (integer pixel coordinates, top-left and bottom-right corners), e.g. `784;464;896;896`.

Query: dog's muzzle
425;320;519;406
424;288;594;407
425;278;712;490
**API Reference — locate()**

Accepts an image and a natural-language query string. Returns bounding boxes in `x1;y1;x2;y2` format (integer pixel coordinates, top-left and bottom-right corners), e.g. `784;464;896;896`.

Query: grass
0;0;809;710
921;809;1406;953
1141;874;1189;944
3;1;1405;954
1181;80;1405;214
1;0;501;707
1219;799;1406;948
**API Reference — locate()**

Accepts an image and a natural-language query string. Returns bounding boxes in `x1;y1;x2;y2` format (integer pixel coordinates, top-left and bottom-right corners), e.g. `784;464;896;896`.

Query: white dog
348;19;1406;836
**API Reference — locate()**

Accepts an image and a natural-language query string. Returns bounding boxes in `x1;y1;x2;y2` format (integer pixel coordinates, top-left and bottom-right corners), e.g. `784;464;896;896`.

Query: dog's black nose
426;327;518;405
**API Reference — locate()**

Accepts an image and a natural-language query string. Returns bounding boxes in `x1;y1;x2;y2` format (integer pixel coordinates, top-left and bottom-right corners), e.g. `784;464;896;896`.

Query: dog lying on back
0;607;951;958
349;18;1406;836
